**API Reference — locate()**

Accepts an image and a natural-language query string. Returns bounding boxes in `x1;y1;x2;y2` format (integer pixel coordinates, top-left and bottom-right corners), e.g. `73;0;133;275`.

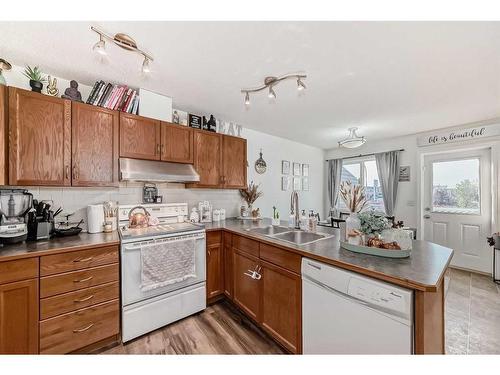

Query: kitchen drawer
233;235;259;257
40;281;119;320
260;243;301;274
40;263;119;298
0;258;39;285
40;245;119;276
207;231;222;246
39;299;119;354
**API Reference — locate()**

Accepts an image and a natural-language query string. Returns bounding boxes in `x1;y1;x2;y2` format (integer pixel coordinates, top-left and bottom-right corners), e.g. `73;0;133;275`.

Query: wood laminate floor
102;301;286;354
102;268;500;355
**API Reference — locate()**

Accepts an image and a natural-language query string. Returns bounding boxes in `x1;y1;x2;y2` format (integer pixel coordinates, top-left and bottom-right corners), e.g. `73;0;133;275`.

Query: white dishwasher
302;258;413;354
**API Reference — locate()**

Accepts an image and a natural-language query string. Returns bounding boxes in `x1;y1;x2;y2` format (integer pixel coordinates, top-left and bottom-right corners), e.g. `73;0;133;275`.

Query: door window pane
432;158;480;214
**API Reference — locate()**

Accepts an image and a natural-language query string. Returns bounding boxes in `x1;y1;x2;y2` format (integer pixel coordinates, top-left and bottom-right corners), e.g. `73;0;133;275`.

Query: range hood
119;158;200;183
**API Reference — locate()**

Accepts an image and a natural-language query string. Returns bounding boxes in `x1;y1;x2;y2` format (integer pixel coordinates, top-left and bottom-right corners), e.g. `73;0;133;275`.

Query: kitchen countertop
203;218;453;292
0;231;120;262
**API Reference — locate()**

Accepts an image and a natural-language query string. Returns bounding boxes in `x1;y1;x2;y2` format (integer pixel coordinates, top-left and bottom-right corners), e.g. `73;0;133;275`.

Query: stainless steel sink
247;226;291;236
271;230;329;245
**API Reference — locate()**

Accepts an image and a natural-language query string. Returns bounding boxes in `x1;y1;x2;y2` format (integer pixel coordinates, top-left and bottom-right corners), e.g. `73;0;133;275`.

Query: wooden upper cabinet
119;112;161;160
222;135;247;189
192;130;222;187
261;260;302;354
9;87;71;186
0;85;7;185
160;122;194;163
71;102;119;187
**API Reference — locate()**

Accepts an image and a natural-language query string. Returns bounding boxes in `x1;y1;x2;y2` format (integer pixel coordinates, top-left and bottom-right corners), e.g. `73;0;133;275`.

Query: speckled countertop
202;218;453;292
0;231;120;262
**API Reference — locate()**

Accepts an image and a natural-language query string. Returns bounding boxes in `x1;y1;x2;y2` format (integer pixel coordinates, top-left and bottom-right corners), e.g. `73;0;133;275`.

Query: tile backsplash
16;182;242;230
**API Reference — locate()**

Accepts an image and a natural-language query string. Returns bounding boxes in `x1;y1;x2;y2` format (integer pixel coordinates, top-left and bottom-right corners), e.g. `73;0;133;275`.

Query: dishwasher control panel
347;277;411;316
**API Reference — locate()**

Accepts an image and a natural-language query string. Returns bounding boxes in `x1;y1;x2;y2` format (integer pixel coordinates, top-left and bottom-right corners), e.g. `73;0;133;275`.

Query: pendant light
142;57;151;74
338;127;366;148
268;86;277;99
92;35;107;56
297;77;306;91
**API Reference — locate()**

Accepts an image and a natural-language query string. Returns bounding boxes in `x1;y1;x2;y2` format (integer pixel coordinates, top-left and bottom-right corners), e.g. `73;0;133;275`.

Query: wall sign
399;166;411;182
216;119;243;137
417;124;500;147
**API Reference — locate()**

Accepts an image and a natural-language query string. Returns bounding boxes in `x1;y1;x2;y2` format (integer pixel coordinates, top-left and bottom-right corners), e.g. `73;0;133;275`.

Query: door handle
424;207;431;212
423;214;431;219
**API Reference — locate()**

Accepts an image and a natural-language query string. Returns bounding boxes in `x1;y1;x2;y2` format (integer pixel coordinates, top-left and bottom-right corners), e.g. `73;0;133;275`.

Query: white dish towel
140;236;196;292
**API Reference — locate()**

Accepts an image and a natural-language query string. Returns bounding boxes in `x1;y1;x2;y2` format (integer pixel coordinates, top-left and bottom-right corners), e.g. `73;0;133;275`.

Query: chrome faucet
290;190;300;229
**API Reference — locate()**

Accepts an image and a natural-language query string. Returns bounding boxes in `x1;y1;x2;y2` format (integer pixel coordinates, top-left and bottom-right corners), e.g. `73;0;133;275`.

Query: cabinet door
223;232;233;299
160;122;194;163
261;260;302;354
0;278;39;354
222;135;247;189
9;87;71;186
72;102;119;186
191;131;222;188
207;242;224;299
0;85;7;185
119;112;161;160
233;249;261;322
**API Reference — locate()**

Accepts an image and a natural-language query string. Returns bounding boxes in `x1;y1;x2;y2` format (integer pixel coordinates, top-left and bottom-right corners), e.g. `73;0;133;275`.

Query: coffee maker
0;189;33;245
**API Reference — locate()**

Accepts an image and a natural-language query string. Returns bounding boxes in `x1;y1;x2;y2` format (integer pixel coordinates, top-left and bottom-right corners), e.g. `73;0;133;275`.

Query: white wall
324;119;500;230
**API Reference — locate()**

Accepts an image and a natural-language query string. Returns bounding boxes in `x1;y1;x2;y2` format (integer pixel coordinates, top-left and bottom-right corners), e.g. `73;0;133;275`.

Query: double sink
247;225;332;245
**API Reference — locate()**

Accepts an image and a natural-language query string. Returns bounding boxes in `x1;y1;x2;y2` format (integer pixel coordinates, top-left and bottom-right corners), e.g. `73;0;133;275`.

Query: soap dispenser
299;210;308;231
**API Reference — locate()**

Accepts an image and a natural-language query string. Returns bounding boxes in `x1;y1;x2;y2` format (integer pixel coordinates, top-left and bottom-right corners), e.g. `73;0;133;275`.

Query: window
338;158;385;213
432;158;480;215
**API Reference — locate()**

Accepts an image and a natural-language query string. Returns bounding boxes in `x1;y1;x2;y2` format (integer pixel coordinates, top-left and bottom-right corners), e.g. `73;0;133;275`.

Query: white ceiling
1;21;500;149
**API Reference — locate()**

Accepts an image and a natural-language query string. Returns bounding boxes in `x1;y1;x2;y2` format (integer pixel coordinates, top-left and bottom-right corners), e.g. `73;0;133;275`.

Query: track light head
92;37;107;56
244;92;250;105
268;86;276;99
141;57;151;74
297;78;306;91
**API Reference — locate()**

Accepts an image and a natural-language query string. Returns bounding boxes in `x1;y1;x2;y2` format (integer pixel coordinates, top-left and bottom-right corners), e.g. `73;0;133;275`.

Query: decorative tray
237;216;262;221
340;241;411;258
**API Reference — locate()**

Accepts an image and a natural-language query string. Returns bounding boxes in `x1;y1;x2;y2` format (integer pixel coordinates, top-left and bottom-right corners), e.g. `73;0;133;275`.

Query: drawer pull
73;323;94;333
73;276;93;283
74;294;94;303
73;257;94;263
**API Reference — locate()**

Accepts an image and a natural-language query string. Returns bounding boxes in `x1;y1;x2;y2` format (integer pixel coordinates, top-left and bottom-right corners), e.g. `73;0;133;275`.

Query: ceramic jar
345;213;362;245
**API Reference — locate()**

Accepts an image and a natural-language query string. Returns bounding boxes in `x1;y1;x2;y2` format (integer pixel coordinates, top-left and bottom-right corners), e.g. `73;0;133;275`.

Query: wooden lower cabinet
223;232;233;299
39;299;119;354
207;241;224;299
0;278;39;354
261;260;301;353
233;249;261;322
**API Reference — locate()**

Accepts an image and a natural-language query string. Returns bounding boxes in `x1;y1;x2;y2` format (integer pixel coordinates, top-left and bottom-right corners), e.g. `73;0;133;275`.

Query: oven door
121;230;206;306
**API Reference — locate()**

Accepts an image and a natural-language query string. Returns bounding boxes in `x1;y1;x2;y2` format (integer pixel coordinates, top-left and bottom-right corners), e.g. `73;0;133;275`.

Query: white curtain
327;159;343;216
375;151;400;216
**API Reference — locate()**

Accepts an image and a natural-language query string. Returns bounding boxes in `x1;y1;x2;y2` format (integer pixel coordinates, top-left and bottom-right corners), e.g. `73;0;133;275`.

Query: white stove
118;202;206;342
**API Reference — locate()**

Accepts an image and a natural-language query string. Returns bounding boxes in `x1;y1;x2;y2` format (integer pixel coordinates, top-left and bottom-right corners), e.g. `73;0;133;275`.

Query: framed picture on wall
293;163;301;176
293;177;301;191
302;177;309;191
281;176;291;191
282;160;290;175
302;164;309;177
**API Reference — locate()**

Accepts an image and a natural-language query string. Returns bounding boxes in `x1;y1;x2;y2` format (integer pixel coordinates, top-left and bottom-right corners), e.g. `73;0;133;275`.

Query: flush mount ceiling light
90;26;154;73
241;72;307;105
338;127;366;148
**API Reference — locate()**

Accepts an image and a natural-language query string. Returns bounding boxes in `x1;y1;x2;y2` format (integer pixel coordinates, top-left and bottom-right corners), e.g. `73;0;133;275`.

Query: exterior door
72;102;119;186
9;87;71;186
423;148;492;273
119;113;161;160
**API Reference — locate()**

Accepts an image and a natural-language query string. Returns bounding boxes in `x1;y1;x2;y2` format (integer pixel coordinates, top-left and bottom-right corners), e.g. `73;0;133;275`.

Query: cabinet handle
65;165;69;180
208;249;211;257
74;294;94;303
73;276;93;283
156;144;160;154
73;256;93;263
72;165;79;180
161;144;165;153
73;323;94;333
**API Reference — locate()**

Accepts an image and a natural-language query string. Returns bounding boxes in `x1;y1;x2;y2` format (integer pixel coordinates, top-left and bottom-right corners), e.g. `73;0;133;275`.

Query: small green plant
22;65;47;83
358;209;390;236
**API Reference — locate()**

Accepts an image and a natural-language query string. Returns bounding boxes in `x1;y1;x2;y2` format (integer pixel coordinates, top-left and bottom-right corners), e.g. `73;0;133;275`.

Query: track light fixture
90;26;154;73
241;72;306;105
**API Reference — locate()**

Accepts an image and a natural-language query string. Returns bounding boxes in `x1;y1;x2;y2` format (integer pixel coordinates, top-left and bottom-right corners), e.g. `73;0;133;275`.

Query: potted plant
358;210;390;244
22;65;47;93
239;181;263;218
339;181;367;245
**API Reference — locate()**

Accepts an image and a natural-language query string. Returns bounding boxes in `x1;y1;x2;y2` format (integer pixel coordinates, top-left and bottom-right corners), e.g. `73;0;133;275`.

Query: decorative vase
345;213;362;245
29;80;43;93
